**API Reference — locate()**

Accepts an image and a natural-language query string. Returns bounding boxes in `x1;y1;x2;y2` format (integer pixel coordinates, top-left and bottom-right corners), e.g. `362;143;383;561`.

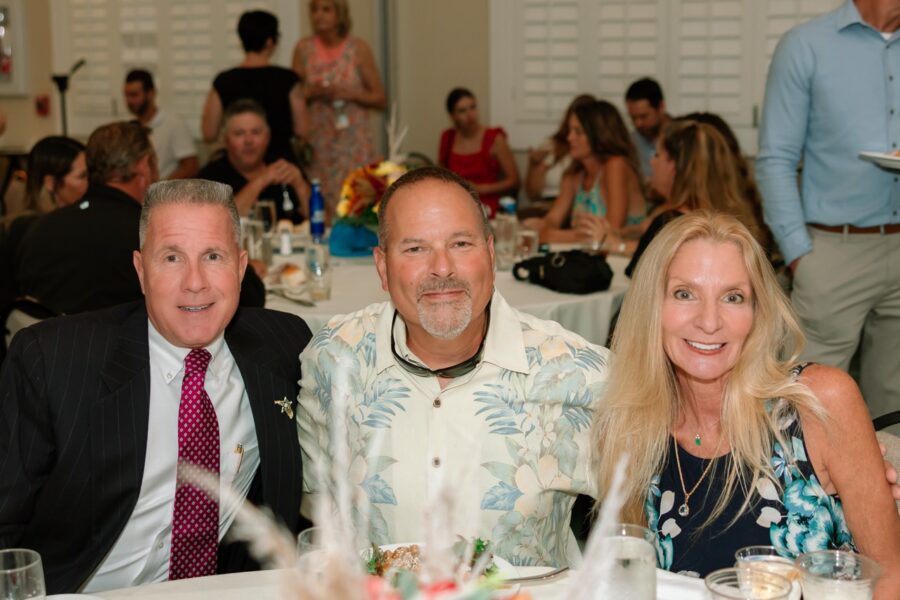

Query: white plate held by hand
859;151;900;170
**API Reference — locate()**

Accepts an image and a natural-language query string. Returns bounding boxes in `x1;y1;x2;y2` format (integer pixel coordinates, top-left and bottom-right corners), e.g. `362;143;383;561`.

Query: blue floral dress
645;367;855;576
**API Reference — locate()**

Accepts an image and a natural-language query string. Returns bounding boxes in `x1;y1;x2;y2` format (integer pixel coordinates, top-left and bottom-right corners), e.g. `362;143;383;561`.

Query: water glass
305;242;332;301
0;549;45;599
254;199;277;232
796;550;880;600
515;228;539;262
705;566;792;599
596;523;657;600
493;214;519;271
735;546;801;600
242;218;273;266
297;526;322;556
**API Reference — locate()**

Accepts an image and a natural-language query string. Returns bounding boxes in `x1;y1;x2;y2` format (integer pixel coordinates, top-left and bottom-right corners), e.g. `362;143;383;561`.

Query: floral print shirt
646;395;855;576
297;291;609;567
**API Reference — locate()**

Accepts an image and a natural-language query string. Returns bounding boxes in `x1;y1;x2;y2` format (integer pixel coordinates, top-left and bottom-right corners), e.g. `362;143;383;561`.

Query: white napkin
656;569;708;600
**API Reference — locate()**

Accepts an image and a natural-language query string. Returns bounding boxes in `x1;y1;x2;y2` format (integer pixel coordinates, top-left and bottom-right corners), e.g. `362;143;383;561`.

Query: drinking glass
705;566;792;599
492;213;519;271
241;219;273;266
305;242;332;301
796;550;880;600
515;228;539;262
254;200;277;232
735;546;801;600
595;523;657;600
0;549;45;599
297;526;322;556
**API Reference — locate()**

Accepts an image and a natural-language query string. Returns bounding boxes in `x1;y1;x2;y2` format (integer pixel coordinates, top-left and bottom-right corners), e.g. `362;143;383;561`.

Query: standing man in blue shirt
757;0;900;428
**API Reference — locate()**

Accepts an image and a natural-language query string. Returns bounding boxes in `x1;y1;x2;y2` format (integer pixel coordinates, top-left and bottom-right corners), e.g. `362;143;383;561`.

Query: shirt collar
837;0;897;38
836;0;865;30
147;319;226;384
374;289;529;377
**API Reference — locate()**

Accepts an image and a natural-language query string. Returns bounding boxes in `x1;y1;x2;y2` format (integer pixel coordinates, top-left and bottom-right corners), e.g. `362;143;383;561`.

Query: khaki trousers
791;226;900;425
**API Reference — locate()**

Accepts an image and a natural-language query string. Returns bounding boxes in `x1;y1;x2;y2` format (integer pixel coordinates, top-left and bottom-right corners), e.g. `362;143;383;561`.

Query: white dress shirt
83;322;259;592
148;110;196;179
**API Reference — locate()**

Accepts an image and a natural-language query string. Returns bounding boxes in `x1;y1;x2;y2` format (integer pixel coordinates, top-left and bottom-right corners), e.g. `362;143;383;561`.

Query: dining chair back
3;296;57;349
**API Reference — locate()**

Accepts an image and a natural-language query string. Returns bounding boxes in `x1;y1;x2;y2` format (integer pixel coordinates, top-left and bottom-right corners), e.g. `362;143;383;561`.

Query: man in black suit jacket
0;180;311;593
12;121;265;317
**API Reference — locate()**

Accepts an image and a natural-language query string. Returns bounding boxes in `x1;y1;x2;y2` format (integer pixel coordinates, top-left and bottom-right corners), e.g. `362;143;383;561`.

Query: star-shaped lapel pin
274;396;294;419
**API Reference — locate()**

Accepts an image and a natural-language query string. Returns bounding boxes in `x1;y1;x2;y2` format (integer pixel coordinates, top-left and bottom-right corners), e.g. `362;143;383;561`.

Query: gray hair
223;98;269;131
139;179;240;248
377;166;490;249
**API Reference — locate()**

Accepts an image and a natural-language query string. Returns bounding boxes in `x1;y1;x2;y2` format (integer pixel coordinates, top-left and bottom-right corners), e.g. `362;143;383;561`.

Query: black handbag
512;250;613;294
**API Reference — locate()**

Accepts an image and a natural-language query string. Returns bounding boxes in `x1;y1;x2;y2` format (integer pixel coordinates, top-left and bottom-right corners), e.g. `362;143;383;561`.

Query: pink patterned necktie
169;348;220;580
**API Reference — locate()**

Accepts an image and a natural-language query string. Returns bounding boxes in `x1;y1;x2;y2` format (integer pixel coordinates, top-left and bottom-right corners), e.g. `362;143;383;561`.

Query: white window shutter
594;0;668;115
51;0;300;139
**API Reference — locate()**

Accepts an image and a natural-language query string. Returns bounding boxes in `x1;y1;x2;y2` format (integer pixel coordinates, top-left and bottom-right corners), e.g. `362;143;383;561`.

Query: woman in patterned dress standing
293;0;386;218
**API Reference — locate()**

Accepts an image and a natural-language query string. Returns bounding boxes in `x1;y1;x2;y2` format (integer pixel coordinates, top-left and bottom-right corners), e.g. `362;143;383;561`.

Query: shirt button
432;457;441;468
433;398;442;408
157;540;164;549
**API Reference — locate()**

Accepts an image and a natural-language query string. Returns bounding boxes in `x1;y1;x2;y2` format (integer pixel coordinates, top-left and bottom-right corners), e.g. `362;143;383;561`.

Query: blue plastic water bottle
309;179;326;243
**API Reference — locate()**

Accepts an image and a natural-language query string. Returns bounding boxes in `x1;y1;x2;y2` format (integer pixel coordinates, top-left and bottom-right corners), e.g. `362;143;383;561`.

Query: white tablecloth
93;566;707;599
264;254;630;346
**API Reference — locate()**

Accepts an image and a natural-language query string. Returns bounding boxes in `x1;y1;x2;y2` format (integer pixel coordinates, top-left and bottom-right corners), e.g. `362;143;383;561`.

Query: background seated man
14;121;157;315
298;167;608;567
0;180;312;593
14;121;266;312
199;99;310;225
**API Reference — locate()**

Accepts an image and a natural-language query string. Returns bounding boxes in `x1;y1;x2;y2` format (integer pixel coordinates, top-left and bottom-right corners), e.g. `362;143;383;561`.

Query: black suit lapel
225;314;302;533
91;307;151;554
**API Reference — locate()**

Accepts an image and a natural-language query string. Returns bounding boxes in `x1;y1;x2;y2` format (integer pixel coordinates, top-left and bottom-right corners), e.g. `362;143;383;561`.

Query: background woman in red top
438;87;519;217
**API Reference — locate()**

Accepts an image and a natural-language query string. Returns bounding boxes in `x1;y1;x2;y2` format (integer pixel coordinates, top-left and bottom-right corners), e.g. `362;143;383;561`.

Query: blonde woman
592;212;900;597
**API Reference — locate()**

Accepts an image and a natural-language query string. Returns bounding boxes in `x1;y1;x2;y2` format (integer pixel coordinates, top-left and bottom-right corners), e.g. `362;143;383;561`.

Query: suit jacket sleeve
0;328;56;546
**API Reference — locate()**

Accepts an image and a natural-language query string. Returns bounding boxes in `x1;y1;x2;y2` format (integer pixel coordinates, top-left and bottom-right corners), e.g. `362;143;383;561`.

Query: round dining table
92;565;707;599
263;251;631;346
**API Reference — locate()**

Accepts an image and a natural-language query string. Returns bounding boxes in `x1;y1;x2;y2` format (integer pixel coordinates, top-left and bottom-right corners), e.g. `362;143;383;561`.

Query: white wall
0;0;58;150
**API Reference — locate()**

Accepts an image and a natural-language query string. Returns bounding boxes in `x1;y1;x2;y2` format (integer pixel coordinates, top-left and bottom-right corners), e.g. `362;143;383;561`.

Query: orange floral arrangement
336;161;407;230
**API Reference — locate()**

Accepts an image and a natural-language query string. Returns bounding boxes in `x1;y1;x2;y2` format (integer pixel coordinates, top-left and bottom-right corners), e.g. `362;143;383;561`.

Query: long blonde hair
591;211;824;526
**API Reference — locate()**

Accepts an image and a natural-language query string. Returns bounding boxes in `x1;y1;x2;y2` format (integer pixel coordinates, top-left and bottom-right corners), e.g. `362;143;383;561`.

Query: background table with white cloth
94;565;707;599
264;253;631;346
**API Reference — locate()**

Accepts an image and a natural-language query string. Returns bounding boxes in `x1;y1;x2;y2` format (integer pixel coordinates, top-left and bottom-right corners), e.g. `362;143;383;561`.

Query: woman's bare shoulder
797;363;869;424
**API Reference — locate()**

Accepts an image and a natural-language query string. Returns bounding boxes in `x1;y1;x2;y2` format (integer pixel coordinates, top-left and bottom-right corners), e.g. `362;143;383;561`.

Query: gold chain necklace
673;433;724;517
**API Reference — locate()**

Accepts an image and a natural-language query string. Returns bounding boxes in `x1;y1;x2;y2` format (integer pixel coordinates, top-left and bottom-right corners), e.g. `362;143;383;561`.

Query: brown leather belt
809;223;900;234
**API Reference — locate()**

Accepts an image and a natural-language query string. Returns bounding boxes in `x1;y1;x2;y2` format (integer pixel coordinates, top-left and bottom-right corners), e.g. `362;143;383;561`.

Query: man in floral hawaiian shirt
297;167;609;567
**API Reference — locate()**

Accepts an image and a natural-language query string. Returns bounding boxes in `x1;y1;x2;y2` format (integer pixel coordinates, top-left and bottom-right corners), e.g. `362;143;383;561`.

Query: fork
503;565;570;584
